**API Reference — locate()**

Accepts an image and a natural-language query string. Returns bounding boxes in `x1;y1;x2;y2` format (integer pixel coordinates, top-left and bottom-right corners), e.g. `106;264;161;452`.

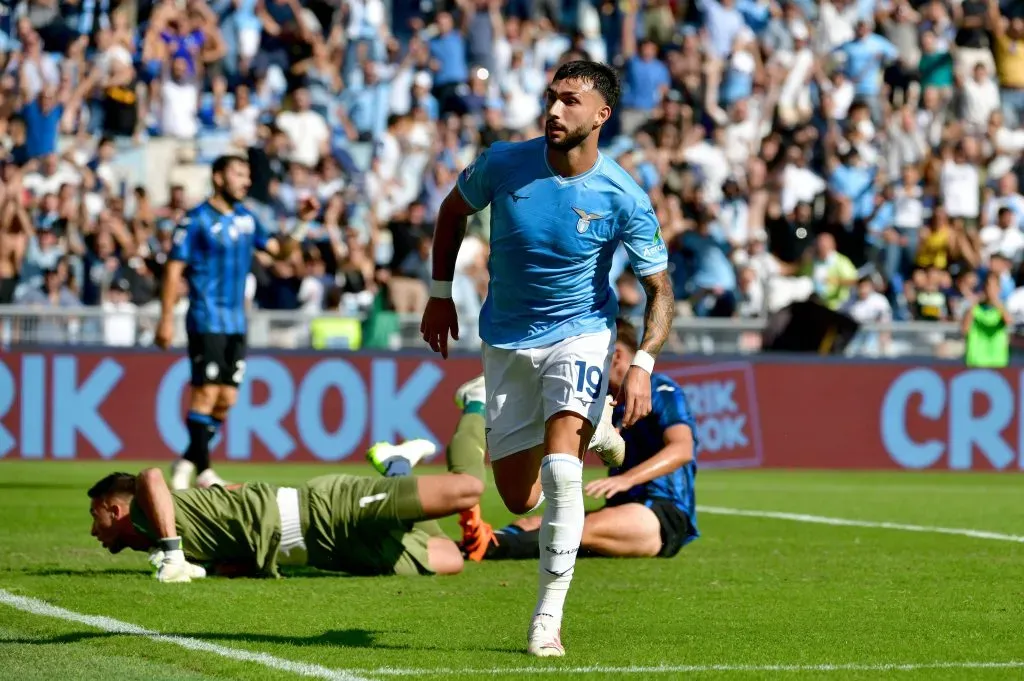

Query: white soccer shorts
482;327;615;461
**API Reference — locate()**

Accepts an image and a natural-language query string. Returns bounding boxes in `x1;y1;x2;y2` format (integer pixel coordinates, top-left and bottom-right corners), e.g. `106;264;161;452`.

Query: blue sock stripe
498;525;522;536
187;411;214;426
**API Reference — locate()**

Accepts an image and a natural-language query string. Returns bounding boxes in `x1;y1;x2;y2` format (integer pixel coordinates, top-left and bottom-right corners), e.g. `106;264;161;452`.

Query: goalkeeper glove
152;538;207;583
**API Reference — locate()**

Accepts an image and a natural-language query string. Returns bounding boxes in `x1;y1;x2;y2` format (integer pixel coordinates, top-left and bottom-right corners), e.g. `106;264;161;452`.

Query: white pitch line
360;661;1024;676
3;588;1021;679
697;506;1024;543
0;589;370;681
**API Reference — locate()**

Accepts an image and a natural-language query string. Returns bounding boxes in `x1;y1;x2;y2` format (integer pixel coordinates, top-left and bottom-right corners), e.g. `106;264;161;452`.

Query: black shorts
647;499;694;559
0;278;16;304
187;333;247;388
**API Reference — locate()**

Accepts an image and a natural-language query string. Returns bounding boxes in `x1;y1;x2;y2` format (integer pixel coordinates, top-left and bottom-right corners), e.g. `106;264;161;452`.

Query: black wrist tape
159;537;182;552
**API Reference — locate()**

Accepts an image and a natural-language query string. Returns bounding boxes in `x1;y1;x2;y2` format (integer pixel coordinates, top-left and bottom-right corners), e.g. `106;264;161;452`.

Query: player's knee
427;539;465;575
215;387;238;411
189;386;219;412
503;495;536;516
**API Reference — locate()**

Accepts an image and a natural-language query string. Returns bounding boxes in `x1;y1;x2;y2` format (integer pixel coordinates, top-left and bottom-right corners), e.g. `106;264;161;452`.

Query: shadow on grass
5;628;520;653
17;568;151;577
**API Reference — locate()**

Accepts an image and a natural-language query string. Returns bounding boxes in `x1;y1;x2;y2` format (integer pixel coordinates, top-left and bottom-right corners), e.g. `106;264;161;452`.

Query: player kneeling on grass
87;436;488;580
474;318;699;561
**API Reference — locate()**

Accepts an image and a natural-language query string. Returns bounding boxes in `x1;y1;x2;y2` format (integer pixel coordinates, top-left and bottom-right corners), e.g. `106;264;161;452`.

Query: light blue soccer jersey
457;137;668;349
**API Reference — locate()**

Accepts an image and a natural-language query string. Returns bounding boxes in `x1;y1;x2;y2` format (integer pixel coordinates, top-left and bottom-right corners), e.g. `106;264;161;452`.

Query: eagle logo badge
573;207;605;234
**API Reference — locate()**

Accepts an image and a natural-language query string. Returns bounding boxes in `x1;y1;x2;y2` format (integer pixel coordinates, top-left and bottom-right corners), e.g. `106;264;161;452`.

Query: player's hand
155;316;174;350
297;196;321;222
585;475;634;500
618;365;652;429
420;296;460;359
155;549;205;583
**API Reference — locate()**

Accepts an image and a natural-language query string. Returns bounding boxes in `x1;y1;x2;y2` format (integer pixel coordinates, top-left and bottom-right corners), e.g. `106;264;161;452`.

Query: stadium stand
0;0;1023;358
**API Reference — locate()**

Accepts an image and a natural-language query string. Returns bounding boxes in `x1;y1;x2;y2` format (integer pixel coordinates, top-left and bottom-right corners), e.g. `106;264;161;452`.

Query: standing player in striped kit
156;155;319;490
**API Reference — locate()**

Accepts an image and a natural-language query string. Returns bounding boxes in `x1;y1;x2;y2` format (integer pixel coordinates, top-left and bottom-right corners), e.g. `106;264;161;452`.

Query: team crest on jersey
572;207;605;234
233;215;255;235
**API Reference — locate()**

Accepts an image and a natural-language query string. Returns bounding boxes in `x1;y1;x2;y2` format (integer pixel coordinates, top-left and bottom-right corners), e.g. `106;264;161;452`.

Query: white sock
533;453;584;627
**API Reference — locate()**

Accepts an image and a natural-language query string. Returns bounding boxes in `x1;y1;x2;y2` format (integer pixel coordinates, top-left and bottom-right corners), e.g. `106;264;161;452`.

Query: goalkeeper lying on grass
87;438;485;581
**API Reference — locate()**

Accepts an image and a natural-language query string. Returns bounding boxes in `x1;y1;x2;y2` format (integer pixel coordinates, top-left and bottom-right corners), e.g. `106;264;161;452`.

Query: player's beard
545;121;592;152
217;186;246;205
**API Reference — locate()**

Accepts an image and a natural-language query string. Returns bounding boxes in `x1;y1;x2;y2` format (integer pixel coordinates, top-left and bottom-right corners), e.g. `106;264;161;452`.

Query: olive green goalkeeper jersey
130;474;431;578
130;482;284;577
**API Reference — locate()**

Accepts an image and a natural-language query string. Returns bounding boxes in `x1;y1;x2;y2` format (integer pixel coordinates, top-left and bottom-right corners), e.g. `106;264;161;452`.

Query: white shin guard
534;453;585;626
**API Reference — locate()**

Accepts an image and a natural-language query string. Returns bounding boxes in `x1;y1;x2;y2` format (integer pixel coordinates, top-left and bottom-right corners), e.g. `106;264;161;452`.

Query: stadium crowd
1;0;1023;352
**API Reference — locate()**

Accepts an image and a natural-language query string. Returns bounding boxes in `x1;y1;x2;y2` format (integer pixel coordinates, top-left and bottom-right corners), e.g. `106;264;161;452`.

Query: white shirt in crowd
276;110;330;168
961;76;1001;132
684;141;729;203
298;275;325;315
102;300;138;347
940;160;980;218
229;104;262;147
892;184;925;229
777;46;815;114
23;163;81;196
160;79;199;140
843;291;893;325
781;164;826;214
979;224;1024;262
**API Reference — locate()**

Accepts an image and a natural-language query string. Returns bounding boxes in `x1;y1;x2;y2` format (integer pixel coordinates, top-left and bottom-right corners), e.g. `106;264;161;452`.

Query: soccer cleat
459;505;498;562
588;396;625;467
170;458;195;491
527;617;565;657
196;468;229;489
366;439;438;476
454;374;486;410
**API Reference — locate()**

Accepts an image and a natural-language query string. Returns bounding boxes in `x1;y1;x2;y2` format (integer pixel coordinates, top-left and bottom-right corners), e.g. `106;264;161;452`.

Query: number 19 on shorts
574;360;603;401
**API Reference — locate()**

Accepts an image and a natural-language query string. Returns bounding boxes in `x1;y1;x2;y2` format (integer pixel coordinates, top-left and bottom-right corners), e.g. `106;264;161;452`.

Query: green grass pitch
1;461;1024;681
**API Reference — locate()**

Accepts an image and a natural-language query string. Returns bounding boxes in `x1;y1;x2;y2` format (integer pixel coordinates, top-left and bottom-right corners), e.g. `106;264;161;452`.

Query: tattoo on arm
638;269;675;356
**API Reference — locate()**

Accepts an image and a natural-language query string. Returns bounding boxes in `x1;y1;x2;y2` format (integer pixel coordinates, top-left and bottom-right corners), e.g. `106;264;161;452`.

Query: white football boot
366;439;438;476
169;459;195;491
196;468;229;489
454;374;486;410
527;616;565;657
588;395;625;467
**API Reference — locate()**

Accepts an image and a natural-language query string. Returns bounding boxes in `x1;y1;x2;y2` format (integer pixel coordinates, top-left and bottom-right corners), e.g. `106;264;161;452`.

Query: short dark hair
87;473;137;501
552;60;621;110
212;154;248;176
615;317;639;353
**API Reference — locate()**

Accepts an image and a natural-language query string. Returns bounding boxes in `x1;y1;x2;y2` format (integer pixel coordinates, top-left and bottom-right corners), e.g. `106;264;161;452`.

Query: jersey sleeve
253;212;273;252
621;199;668;277
456;148;495;211
168;214;199;263
652;379;695;435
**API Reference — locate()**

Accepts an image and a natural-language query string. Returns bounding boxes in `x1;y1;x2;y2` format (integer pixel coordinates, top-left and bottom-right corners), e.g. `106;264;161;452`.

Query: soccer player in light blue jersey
420;61;675;657
156;156;318;490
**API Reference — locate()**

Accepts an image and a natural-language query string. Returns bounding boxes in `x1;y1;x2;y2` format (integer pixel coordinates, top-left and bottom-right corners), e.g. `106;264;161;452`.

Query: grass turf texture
1;462;1023;681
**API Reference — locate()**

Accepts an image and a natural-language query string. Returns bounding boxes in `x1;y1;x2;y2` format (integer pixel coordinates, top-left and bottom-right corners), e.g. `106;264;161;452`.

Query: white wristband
430;279;453;299
289;221;310;242
631;350;655;374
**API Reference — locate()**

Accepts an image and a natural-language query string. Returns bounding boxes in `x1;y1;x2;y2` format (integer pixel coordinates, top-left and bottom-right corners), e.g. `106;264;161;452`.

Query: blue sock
208;416;223;446
384;457;412;477
184;411;214;471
